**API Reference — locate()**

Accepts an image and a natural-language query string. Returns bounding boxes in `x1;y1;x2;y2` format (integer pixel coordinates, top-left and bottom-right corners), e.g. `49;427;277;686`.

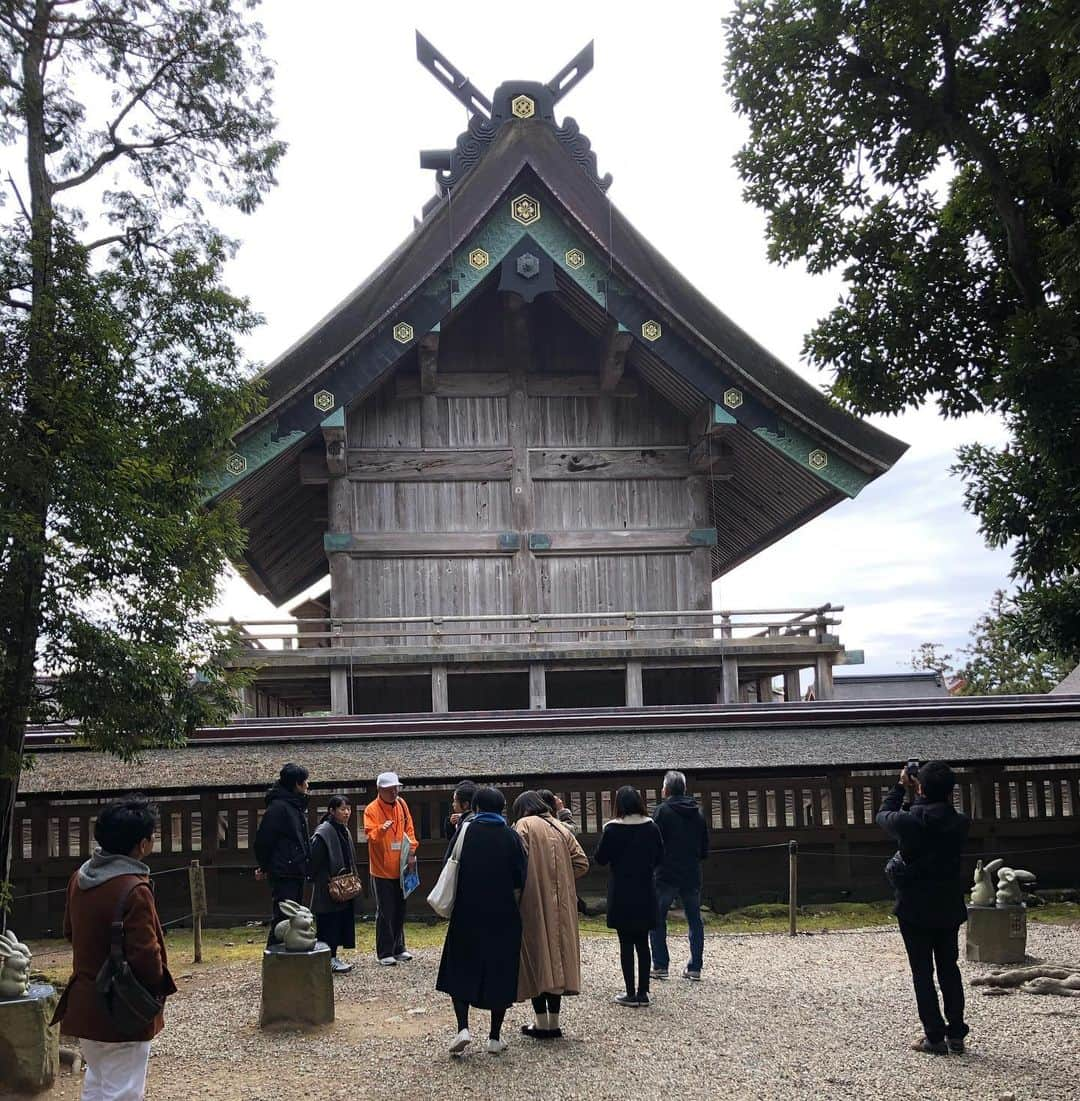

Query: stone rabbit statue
273;899;318;951
995;865;1036;907
0;929;32;998
969;858;1003;906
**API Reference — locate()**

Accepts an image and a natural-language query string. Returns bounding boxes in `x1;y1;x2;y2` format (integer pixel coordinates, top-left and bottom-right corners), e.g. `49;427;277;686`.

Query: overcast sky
209;0;1014;676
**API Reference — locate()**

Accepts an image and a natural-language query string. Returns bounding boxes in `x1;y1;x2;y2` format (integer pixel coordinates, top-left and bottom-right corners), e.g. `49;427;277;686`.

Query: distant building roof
1051;663;1080;695
831;671;950;701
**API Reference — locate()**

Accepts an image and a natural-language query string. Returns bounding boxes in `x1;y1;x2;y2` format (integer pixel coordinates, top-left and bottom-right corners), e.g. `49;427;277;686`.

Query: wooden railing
217;604;843;651
10;760;1078;935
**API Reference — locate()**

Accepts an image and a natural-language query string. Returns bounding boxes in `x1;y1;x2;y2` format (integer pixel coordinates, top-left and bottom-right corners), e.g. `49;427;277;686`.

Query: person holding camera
876;759;970;1055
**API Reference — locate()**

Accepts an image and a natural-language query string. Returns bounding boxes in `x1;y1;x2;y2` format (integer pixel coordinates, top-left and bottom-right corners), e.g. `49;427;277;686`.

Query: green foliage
0;1;283;893
725;1;1080;659
912;589;1072;693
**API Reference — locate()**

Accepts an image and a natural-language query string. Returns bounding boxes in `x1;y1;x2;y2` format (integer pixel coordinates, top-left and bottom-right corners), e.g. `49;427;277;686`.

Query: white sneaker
449;1028;471;1055
330;957;352;974
394;951;414;962
487;1038;508;1055
377;956;398;966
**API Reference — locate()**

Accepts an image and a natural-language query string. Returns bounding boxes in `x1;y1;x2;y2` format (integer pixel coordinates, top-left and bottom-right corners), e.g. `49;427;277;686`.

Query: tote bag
427;821;469;918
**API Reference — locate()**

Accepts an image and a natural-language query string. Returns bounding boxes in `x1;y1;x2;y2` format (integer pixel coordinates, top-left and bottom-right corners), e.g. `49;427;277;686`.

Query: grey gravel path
44;924;1080;1101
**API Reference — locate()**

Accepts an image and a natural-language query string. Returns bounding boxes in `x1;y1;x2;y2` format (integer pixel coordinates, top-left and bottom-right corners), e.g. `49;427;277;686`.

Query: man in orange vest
363;771;419;965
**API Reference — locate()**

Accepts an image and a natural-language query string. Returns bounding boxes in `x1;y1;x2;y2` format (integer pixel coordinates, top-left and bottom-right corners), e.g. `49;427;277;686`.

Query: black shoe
910;1036;948;1056
947;1038;965;1055
520;1024;560;1040
614;993;639;1008
636;993;651;1007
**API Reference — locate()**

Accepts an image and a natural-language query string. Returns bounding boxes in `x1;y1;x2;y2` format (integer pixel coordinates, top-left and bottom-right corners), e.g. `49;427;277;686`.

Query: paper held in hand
399;833;420;898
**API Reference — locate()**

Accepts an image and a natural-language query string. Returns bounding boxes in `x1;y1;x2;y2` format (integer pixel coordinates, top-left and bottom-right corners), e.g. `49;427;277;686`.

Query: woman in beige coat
512;790;590;1039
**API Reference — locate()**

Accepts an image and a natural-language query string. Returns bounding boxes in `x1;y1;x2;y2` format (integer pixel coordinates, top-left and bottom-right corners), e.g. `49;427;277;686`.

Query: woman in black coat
309;795;358;974
594;785;664;1007
436;786;527;1057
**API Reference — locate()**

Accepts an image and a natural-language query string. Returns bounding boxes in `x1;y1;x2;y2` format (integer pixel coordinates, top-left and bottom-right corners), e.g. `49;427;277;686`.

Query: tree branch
840;44;1046;312
5;173;31;223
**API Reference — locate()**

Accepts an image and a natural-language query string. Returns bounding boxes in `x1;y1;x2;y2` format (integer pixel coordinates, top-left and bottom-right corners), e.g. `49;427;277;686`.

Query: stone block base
966;904;1027;964
260;942;334;1029
0;983;60;1093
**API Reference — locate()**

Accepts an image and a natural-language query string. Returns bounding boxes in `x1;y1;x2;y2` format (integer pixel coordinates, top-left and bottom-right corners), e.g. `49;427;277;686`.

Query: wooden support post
329;667;349;715
625;660;643;708
788;840;798;937
432;664;449;713
721;656;739;703
528;663;546;710
814;654;834;700
503;294;538;615
418;331;447;447
783;669;802;702
756;676;774;703
188;861;207;963
599;320;634;391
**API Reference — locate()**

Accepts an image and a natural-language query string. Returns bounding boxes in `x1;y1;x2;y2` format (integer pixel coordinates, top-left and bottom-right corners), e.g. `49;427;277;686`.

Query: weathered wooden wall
325;292;715;643
12;762;1079;936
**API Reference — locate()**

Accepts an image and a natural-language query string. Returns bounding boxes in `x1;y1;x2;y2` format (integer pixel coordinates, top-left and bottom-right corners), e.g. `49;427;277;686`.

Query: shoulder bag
427;821;469;919
93;879;165;1038
328;870;363;903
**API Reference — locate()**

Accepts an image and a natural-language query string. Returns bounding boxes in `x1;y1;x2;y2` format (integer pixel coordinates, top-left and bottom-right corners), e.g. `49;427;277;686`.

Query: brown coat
514;813;589;1000
53;872;177;1042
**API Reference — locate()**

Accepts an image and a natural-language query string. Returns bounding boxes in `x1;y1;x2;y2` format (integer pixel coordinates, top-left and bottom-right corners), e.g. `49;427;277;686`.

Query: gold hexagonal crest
723;388;743;409
641;319;662;342
392;321;414;344
225;453;247;477
565;248;586;270
809;449;829;470
511;194;541;226
313;389;335;413
468;248;490;270
511;94;536;119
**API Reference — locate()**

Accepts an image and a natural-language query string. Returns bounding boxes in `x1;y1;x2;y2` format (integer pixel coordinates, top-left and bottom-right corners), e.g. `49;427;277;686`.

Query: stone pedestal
966;904;1027;964
0;983;60;1093
259;942;334;1029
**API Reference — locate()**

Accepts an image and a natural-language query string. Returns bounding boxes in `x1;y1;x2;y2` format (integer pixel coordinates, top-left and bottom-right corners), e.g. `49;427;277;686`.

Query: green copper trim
321;407;345;428
528;532;553;551
688;528;719;547
205;421;306;498
752;423;870;498
497;531;522;551
323;532;352;552
712;403;737;426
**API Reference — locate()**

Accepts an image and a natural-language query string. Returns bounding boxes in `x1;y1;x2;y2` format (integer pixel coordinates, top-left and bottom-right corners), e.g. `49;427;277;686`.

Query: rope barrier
11;863;194;902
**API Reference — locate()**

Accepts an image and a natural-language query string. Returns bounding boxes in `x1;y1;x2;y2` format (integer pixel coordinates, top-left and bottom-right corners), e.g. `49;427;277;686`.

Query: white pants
80;1039;151;1101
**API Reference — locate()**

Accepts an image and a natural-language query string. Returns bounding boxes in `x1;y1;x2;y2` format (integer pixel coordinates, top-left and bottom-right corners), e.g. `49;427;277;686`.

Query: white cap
376;771;401;789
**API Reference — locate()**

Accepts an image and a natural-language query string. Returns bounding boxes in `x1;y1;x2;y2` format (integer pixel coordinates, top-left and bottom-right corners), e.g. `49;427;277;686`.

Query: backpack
93;880;164;1037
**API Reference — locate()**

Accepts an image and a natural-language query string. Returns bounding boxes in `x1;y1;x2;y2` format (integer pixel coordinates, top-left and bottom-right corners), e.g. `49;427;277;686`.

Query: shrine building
210;37;907;717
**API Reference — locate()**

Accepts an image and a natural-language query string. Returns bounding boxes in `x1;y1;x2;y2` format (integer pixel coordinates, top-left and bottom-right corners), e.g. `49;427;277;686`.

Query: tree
725;2;1080;660
911;590;1071;693
0;1;284;913
955;589;1072;694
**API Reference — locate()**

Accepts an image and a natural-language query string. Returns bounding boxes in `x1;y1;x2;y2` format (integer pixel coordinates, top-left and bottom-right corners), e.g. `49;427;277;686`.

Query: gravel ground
36;924;1080;1101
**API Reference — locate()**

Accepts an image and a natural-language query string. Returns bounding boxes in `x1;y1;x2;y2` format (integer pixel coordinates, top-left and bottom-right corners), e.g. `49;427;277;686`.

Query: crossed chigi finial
415;30;594;119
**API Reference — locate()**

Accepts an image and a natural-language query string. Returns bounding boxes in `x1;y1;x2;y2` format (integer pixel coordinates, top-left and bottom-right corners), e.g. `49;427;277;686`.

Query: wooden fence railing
10;761;1079;936
215;605;843;651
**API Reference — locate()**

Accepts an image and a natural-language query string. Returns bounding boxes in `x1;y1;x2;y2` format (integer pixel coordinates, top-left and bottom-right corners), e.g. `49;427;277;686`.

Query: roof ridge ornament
415;30;611;206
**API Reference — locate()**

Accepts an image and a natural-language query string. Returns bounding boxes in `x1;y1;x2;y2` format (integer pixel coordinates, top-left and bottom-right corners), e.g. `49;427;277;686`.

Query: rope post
788;840;798;937
188;860;206;964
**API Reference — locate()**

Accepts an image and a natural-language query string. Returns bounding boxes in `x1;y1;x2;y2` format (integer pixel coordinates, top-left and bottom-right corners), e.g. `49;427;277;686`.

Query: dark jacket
876;784;970;928
436;818;528;1009
254;785;311;880
652;795;709;888
309;819;356;914
443;811;474;862
53;863;177;1042
594;817;664;931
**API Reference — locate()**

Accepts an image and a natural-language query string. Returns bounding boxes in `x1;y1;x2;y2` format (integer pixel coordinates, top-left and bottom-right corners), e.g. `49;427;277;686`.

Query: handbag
93;880;165;1038
327;870;363;903
427;821;469;918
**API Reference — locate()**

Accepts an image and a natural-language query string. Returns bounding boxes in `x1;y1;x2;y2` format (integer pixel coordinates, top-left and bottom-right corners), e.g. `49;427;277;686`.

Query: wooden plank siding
327;296;711;646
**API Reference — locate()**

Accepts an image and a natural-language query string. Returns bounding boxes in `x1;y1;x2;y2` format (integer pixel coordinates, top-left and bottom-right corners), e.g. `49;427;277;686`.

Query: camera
905;758;921;779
